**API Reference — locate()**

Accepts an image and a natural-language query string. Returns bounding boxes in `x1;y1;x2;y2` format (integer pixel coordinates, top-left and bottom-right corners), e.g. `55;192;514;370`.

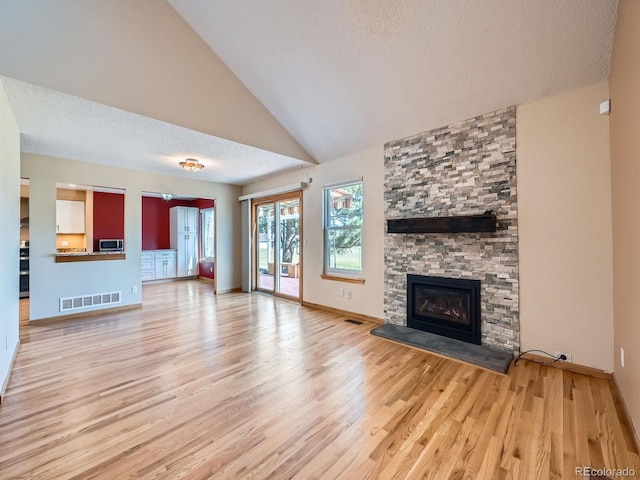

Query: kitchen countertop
56;251;125;256
55;251;126;263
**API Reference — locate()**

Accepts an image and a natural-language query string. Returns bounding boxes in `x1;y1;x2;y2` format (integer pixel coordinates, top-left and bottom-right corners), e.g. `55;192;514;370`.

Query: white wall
245;83;616;372
21;153;242;320
243;146;385;319
0;78;20;394
0;0;312;163
517;81;614;371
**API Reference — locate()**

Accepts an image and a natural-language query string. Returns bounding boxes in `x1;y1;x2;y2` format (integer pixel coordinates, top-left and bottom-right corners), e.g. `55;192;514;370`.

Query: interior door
254;193;302;300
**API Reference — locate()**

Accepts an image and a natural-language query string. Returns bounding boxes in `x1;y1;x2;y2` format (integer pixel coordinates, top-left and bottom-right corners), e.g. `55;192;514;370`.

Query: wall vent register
59;291;121;312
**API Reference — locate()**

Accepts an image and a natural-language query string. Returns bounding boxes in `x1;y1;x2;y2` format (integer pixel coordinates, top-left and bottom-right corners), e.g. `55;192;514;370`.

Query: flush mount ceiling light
179;158;205;172
161;193;173;201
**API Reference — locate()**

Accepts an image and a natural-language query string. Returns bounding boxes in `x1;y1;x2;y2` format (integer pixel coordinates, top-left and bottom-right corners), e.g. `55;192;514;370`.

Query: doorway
19;178;30;333
141;192;216;293
253;192;302;300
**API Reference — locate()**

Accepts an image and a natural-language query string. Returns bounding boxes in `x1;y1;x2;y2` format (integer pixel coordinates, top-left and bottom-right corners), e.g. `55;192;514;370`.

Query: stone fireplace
384;107;519;352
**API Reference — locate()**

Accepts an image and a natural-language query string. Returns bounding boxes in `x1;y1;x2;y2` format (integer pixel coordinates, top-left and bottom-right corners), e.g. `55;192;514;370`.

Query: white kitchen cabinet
173;233;198;277
141;250;176;281
141;251;155;281
170;206;199;234
56;200;85;234
154;250;177;279
177;233;199;277
170;206;199;278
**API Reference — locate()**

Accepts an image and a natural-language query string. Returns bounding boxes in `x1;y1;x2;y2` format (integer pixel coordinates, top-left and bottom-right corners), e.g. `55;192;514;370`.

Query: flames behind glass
414;287;470;325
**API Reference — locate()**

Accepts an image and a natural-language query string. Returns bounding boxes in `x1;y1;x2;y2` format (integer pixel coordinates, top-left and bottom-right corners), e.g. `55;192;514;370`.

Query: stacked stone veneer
384;107;519;352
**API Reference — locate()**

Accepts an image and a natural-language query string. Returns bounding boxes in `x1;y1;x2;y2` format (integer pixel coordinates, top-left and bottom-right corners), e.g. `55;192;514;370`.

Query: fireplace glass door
407;274;481;344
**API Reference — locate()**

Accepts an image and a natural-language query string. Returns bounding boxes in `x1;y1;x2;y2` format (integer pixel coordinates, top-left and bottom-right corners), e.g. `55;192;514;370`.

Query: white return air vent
60;291;121;312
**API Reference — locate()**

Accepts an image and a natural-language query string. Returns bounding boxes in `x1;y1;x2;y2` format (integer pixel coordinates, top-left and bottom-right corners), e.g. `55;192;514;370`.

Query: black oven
19;247;29;298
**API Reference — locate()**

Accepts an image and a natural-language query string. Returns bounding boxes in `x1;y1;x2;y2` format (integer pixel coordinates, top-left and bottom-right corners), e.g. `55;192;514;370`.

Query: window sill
320;274;365;285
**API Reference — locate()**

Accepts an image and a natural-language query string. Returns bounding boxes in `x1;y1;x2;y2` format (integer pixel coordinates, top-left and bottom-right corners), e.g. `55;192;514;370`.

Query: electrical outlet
555;351;572;363
347;290;352;300
304;240;308;247
210;266;213;272
131;286;138;294
340;288;344;297
621;347;625;367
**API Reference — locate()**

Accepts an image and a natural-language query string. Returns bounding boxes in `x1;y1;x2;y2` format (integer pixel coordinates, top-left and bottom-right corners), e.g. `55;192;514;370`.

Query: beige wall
517;81;614;371
246;82;617;369
609;0;640;438
0;78;21;395
0;0;313;163
22;153;242;320
243;146;385;319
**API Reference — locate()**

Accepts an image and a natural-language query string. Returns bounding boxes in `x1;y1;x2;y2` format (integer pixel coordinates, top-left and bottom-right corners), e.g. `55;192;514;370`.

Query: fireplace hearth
407;274;481;345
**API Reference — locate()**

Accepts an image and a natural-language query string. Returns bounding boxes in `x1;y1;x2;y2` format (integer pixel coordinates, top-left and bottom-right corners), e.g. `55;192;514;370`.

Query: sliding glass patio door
254;193;301;300
256;203;276;292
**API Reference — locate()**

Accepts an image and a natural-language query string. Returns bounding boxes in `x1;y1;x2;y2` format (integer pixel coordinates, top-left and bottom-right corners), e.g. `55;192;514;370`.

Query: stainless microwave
98;239;124;252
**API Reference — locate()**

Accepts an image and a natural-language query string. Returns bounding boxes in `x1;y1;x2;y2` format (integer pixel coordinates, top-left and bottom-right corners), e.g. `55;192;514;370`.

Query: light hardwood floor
1;281;638;479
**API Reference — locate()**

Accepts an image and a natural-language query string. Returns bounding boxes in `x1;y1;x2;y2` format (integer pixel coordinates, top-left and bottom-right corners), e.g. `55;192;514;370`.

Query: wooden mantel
387;212;497;234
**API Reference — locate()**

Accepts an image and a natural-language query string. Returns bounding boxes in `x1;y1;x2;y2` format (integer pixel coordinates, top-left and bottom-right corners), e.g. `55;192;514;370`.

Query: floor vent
345;319;363;325
60;291;122;312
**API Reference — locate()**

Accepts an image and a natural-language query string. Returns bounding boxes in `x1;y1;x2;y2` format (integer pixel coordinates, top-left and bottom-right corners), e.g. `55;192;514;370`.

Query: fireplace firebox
407;274;481;345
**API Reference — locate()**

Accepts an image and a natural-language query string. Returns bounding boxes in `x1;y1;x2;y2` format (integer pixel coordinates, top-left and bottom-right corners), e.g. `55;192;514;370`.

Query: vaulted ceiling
0;0;618;184
170;0;618;163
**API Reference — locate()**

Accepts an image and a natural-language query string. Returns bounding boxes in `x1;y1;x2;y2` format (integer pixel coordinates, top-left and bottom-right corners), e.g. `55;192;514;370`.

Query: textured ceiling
0;1;619;183
0;0;313;165
2;76;311;185
169;0;618;162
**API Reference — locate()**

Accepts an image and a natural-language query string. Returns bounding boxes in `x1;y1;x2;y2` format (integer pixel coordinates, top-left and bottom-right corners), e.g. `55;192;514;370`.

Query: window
323;181;363;276
201;208;215;260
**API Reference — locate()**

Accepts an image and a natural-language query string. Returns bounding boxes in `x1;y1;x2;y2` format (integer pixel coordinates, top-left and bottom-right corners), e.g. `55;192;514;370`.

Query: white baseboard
0;340;20;404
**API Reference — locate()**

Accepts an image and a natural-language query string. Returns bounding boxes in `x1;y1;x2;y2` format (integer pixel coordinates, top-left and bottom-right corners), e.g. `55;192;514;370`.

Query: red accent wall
93;192;125;251
142;197;195;250
194;198;215;209
199;261;214;279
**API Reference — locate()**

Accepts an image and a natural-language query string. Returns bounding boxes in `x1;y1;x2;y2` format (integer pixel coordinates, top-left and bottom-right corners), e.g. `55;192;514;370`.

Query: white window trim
200;207;215;262
322;180;364;277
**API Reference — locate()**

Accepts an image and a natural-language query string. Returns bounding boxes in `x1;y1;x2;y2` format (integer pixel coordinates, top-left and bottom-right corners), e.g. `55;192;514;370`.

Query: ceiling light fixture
161;193;173;201
179;158;205;172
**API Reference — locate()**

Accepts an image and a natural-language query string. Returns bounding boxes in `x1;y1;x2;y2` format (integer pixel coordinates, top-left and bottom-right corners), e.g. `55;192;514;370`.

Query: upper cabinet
170;206;199;234
56;199;85;234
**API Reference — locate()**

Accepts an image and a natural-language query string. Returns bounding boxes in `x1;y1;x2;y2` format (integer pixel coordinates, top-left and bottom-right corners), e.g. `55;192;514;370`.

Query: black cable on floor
514;349;562;366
